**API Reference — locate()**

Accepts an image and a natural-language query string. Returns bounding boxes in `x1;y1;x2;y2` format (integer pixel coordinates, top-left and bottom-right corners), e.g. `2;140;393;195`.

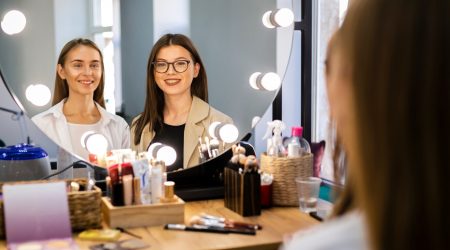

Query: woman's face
57;45;102;98
153;45;200;98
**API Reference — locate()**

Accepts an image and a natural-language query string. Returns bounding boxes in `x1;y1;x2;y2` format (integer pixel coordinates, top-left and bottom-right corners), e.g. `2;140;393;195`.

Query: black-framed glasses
152;60;191;73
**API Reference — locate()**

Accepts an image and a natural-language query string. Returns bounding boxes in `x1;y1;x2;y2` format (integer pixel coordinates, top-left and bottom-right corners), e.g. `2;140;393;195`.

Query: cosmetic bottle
283;126;311;156
123;174;133;206
151;160;164;204
111;165;124;206
133;177;141;205
131;157;151;204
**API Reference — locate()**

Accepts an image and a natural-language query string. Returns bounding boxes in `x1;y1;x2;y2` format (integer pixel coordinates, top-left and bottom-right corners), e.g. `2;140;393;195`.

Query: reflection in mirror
0;0;294;173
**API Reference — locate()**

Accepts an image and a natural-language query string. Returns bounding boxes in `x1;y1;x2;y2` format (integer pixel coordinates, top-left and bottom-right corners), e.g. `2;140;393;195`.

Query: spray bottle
263;120;286;157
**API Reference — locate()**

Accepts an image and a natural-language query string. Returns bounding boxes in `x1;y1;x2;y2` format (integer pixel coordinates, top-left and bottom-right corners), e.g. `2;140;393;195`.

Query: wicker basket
0;178;102;239
260;153;313;206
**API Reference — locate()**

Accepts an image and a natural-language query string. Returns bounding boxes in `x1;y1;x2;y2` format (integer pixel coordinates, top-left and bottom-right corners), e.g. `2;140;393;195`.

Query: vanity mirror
0;0;294;172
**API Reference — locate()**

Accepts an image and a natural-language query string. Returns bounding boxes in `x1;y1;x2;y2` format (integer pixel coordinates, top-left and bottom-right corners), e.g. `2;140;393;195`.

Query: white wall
120;0;154;120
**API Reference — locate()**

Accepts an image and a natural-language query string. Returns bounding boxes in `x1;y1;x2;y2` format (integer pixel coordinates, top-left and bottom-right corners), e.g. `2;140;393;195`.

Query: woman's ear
193;63;200;78
57;64;66;80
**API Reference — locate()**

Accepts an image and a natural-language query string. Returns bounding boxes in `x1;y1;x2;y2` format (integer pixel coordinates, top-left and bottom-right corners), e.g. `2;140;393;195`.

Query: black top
148;123;185;172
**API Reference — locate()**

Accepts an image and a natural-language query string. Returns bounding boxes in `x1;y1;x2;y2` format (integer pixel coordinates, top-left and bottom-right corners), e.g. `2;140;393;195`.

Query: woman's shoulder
31;103;64;124
208;105;232;123
281;211;368;250
192;96;232;123
96;104;129;128
131;114;142;125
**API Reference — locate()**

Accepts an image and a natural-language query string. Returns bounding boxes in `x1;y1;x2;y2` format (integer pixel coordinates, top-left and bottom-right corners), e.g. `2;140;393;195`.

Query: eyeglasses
152;60;191;73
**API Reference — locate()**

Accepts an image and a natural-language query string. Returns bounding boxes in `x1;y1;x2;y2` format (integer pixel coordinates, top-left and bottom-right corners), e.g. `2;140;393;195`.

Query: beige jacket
131;96;232;168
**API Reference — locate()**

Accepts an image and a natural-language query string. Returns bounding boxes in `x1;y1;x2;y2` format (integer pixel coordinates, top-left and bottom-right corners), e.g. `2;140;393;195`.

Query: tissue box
224;163;261;216
101;196;185;228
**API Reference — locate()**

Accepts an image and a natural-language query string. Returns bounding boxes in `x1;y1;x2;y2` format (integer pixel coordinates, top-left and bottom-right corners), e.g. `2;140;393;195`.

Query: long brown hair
336;0;450;249
52;38;105;108
132;33;208;145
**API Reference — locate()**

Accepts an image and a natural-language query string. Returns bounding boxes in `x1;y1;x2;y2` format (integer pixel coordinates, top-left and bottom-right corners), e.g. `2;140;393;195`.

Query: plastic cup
295;177;321;213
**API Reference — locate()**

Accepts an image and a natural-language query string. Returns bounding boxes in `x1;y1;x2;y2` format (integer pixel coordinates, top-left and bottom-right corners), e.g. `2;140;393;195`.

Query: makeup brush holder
224;162;261;217
260;152;313;206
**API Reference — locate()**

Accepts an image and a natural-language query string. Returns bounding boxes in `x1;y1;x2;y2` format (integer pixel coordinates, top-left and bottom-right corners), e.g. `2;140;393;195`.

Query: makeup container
105;176;112;198
160;181;177;203
150;161;164;204
111;165;124;206
133;177;141;205
161;172;167;197
131;158;151;205
260;172;273;208
122;174;133;206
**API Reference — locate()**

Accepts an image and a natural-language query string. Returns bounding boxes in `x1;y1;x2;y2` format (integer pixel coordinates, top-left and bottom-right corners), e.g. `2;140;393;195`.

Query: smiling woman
132;34;233;171
32;38;130;175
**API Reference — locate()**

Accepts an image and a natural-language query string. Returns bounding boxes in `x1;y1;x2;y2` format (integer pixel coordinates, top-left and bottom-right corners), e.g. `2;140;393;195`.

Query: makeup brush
200;213;263;230
189;216;256;235
164;224;228;234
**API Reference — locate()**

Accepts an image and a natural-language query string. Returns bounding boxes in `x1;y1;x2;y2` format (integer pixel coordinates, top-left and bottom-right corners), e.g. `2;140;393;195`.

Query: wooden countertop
0;199;323;250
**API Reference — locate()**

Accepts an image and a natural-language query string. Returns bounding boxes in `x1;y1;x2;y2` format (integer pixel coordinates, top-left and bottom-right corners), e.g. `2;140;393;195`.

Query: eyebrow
69;59;101;63
155;57;189;61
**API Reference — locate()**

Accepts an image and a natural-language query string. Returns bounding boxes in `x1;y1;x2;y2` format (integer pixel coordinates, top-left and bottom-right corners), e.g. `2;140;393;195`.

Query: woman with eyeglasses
131;33;232;172
32;38;130;178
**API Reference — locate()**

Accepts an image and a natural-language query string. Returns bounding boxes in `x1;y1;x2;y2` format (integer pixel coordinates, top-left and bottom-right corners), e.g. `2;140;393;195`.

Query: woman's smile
164;78;181;86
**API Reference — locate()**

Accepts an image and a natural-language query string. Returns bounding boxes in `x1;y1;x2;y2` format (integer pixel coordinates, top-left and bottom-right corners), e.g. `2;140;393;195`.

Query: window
313;0;348;182
90;0;119;114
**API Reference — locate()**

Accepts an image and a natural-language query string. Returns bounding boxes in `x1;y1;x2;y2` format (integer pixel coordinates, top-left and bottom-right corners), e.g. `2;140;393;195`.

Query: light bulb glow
25;84;51;106
274;8;294;27
252;116;261;128
261;72;281;91
208;121;221;138
156;146;177;166
85;133;108;155
1;10;26;35
262;8;294;28
219;124;239;143
249;72;261;90
148;142;162;157
80;131;96;149
262;11;275;28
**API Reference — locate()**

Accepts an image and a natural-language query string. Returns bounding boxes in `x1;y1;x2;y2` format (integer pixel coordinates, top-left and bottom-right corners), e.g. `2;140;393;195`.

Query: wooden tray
101;196;185;228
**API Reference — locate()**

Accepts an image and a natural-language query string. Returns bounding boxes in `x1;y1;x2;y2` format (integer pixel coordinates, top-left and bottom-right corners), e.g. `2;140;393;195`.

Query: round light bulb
148;142;162;157
1;10;26;35
156;145;177;166
262;10;275;28
25;84;51;106
261;72;281;91
85;133;108;155
249;72;261;90
274;8;294;27
80;131;96;149
219;124;239;143
251;116;261;128
208;121;221;138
